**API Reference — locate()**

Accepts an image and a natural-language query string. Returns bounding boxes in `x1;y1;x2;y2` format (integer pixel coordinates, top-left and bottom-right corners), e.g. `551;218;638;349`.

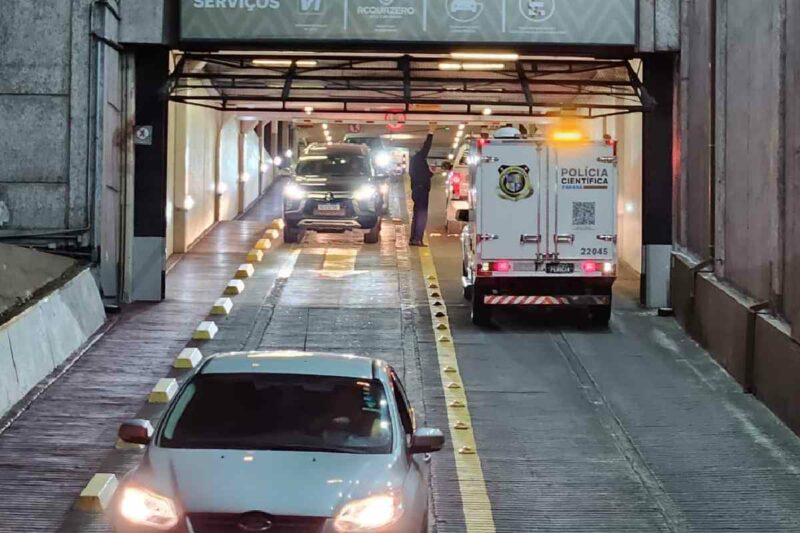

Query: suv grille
188;513;326;533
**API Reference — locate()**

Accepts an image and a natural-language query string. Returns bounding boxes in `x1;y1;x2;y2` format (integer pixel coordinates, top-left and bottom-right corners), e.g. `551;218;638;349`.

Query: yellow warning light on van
552;130;584;142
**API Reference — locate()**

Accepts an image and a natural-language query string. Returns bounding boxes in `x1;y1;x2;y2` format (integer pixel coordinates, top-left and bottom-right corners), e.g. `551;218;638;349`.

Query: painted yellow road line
319;248;359;279
418;248;496;532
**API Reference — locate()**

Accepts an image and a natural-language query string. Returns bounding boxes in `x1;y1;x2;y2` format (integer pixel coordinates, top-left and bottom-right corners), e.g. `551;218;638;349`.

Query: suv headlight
284;182;306;200
374;151;391;168
333;494;402;532
353;184;377;201
119;487;179;530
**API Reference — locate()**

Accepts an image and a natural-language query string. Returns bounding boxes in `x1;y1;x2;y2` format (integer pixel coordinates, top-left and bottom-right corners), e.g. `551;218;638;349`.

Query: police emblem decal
497;165;533;201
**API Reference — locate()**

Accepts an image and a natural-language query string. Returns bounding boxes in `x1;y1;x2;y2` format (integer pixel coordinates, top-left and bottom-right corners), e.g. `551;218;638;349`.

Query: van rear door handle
597;234;617;243
478;234;498;242
520;234;541;244
554;234;575;244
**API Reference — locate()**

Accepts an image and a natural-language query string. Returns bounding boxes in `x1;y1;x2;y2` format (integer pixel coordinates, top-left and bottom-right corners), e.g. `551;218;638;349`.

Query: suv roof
302;143;369;157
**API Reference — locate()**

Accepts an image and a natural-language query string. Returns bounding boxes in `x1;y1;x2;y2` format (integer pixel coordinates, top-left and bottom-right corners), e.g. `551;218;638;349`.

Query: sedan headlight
284;182;306;200
374;151;391;168
333;494;402;532
119;487;179;530
353;184;377;201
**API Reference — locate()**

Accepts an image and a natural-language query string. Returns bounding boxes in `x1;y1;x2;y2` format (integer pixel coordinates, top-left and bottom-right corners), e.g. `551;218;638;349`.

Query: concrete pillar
641;53;677;308
131;46;169;302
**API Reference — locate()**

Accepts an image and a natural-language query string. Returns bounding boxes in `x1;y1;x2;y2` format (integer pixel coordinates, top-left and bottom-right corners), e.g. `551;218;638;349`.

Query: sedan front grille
188;513;326;533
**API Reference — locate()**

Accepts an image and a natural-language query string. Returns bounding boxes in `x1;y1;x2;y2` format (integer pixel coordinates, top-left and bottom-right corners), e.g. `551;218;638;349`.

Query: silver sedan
113;351;444;532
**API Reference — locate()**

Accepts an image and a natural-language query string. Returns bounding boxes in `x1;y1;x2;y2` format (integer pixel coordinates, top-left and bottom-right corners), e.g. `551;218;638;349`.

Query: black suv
283;144;383;244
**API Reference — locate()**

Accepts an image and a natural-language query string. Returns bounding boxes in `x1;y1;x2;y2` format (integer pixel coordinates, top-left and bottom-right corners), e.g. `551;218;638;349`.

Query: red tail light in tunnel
582;261;599;273
478;261;511;275
450;172;463;197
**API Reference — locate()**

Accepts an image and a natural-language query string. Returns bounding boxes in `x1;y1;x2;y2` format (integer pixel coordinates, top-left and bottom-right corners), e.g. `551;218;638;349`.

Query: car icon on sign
450;0;479;13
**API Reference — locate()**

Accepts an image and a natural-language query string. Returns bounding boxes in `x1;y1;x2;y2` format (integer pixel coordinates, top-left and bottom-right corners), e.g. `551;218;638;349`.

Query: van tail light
450;172;463;197
477;260;511;276
581;261;599;274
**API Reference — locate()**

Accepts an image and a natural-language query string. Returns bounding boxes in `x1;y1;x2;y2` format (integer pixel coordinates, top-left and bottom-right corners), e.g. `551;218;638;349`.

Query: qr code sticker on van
573;202;596;227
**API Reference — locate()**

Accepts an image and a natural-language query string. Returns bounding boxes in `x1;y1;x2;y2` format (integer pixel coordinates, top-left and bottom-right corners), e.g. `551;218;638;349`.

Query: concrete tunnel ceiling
167;52;652;119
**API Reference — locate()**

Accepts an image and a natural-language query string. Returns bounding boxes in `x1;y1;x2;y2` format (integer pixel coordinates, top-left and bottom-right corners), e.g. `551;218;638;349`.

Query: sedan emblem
326;192;335;202
237;512;273;531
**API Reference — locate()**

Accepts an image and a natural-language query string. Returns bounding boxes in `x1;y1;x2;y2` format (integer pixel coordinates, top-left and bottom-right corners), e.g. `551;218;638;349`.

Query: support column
641;53;676;308
132;46;169;301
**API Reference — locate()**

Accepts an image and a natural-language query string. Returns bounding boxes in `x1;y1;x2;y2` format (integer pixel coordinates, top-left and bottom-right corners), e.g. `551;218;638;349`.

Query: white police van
457;127;618;326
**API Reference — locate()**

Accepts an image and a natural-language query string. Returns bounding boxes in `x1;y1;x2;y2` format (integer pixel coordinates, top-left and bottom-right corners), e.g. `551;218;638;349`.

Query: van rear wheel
589;305;611;327
471;288;491;326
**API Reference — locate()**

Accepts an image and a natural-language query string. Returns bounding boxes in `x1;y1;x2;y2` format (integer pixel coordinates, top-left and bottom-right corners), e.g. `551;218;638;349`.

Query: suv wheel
364;219;382;244
283;226;301;243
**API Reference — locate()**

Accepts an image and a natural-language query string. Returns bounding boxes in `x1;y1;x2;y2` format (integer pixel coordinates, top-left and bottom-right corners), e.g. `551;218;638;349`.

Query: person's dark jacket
409;134;434;202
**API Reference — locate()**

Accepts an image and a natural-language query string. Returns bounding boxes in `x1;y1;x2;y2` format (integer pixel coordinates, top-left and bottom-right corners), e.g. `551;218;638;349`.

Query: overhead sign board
181;0;636;46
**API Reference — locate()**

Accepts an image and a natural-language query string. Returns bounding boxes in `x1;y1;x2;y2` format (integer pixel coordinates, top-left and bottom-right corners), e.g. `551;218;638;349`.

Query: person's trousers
410;198;429;243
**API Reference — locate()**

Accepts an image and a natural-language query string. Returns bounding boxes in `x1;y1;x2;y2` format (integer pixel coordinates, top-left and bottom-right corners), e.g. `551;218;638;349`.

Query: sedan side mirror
455;209;472;223
409;428;445;454
118;419;154;445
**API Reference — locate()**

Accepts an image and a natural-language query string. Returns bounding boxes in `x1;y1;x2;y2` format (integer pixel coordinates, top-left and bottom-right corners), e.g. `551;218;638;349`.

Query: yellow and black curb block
247;249;264;263
174;348;203;369
236;263;256;279
148;378;178;403
225;279;245;295
255;238;272;250
418;247;496;532
193;321;219;340
265;228;280;240
75;473;118;512
211;297;234;316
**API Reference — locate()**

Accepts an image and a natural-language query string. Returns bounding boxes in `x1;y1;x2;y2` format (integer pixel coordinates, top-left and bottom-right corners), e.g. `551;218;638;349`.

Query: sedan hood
132;447;406;518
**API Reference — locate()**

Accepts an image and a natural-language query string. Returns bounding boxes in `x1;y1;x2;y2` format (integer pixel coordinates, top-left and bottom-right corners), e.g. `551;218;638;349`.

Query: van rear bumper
473;276;614;306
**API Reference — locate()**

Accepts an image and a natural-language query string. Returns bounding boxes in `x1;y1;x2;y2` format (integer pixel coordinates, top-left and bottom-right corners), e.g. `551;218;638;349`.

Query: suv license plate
317;203;341;211
546;263;574;274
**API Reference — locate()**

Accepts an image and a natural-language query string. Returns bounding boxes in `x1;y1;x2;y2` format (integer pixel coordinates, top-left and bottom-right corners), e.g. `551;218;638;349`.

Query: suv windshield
296;155;370;177
160;373;393;454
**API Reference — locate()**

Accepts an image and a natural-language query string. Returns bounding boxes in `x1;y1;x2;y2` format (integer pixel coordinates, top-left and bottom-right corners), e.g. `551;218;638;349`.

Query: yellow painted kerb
418;247;496;532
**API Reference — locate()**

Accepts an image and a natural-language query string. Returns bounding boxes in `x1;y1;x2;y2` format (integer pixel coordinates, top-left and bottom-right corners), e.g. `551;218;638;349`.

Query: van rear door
477;140;544;260
550;141;617;262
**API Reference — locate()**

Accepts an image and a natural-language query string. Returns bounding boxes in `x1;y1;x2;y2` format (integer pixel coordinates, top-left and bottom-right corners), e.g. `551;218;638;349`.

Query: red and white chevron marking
483;295;610;306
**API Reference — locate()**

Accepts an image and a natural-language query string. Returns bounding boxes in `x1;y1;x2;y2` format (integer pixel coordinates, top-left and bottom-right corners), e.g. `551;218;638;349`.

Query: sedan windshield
296;155;370;177
159;373;393;454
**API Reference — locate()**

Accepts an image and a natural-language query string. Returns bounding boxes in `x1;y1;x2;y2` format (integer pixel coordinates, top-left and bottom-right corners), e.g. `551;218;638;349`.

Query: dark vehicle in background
283;144;384;244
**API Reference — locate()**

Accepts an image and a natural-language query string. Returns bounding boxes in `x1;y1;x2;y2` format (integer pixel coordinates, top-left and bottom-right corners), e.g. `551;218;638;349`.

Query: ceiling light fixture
451;52;520;61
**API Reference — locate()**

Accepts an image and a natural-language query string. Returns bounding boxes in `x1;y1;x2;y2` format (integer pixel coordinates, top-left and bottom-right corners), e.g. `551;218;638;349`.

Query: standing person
409;125;436;246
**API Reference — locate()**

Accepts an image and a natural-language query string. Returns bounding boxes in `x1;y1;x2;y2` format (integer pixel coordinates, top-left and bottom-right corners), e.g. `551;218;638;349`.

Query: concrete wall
606;104;644;273
0;268;106;417
218;118;240;222
0;0;94;230
168;94;221;254
638;0;681;52
674;0;800;435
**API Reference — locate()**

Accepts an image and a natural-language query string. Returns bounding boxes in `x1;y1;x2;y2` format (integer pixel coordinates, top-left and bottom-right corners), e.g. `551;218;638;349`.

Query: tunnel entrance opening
155;50;650;305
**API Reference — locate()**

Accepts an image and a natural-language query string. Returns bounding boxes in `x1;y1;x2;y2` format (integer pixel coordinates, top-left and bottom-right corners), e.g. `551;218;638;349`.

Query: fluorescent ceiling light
439;62;505;71
462;63;505;70
382;133;414;140
451;52;519;61
482;108;493;116
253;59;318;67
